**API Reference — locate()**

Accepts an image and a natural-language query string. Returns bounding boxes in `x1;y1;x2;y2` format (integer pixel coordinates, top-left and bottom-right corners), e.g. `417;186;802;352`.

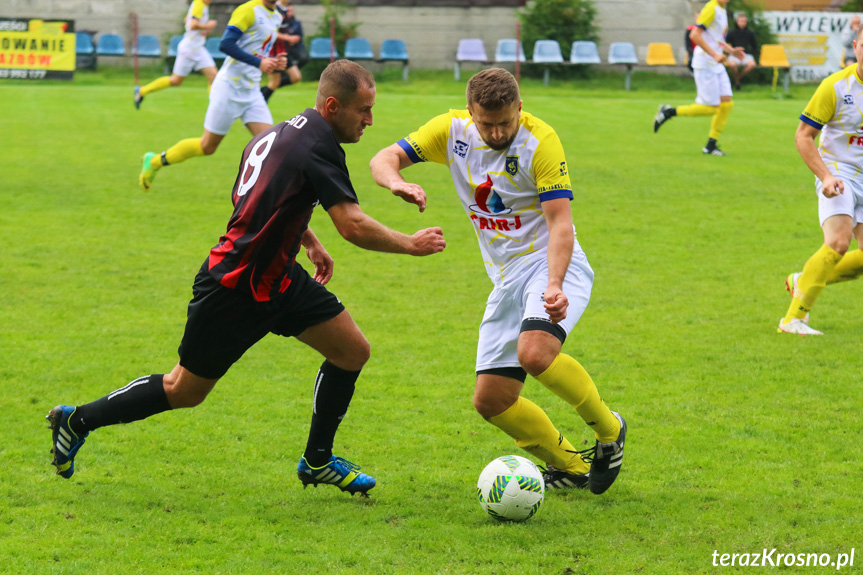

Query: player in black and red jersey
47;60;445;496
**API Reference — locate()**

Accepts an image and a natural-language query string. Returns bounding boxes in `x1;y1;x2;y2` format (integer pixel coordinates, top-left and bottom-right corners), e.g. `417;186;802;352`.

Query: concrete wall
2;0;712;70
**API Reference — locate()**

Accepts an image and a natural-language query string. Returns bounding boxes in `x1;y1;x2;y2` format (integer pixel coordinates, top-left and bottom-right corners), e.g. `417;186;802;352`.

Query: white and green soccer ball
477;455;545;522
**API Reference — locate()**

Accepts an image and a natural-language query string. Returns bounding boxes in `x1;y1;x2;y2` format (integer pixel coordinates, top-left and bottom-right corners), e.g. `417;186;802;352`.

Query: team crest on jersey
454;140;469;158
845;95;855;105
505;156;519;176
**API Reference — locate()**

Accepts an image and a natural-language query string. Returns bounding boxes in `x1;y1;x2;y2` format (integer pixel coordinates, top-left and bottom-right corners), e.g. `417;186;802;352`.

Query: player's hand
260;57;281;74
821;175;845;198
713;52;727;63
305;243;334;285
276;54;288;71
543;287;569;324
391;181;428;212
731;47;746;60
410;227;446;256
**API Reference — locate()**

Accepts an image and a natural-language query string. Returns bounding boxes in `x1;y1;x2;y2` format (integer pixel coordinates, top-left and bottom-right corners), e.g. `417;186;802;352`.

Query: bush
305;0;361;79
517;0;598;79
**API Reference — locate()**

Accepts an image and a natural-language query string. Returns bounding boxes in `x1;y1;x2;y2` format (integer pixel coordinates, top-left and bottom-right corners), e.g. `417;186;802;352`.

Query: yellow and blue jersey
216;0;282;89
398;109;574;285
801;65;863;180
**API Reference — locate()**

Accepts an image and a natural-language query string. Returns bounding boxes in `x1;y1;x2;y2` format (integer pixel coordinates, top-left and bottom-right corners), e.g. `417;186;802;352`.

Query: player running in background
134;0;218;109
653;0;744;156
369;68;626;495
778;28;863;335
261;0;308;103
138;0;286;191
48;61;446;495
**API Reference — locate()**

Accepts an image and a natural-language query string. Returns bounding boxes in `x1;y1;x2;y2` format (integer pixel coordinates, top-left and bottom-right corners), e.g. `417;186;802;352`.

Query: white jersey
216;0;282;90
691;0;728;72
801;65;863;181
398;109;576;286
179;0;209;53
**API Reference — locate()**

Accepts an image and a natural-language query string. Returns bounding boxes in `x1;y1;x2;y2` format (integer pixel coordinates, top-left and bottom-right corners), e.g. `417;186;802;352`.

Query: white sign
764;11;854;83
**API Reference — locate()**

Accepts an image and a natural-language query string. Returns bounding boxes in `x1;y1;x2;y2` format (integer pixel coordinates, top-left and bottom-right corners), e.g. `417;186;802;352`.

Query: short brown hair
316;60;375;108
466;68;520;110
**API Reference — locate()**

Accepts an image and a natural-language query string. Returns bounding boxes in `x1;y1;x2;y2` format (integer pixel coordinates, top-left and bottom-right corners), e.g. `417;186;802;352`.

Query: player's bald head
316;60;375;108
466;68;520;111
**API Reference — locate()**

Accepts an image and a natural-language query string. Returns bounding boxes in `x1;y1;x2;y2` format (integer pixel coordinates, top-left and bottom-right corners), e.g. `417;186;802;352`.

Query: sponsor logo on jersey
559;161;567;177
505;156;519;176
468;174;523;231
454;140;469;158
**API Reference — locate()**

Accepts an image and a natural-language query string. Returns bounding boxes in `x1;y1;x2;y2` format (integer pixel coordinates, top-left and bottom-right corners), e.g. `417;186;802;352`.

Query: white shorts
726;54;755;66
475;249;594;372
817;176;863;226
173;46;216;77
694;66;733;106
204;77;273;135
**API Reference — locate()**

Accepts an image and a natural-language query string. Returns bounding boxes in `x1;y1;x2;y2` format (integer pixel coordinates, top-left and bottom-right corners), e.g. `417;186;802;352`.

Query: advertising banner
764;11;853;83
0;17;76;80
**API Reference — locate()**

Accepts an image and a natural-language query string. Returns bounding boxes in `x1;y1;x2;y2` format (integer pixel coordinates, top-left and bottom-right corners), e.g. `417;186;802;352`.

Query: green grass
2;67;861;574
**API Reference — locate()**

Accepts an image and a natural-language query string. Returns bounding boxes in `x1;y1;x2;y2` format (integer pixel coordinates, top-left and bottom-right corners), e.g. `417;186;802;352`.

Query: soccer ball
477;455;545;522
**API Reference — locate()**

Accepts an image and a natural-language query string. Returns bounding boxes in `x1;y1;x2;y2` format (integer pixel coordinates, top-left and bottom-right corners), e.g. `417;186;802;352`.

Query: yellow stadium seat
759;44;790;93
646;42;677;66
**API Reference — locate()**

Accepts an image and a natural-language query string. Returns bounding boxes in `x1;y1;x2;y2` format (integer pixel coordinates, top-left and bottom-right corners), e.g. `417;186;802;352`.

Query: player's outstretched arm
301;227;334;285
795;121;845;197
370;144;428;212
541;198;574;324
327;200;445;256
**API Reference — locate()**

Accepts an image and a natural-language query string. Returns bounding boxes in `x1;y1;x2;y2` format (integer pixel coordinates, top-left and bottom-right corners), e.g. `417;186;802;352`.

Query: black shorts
178;262;345;379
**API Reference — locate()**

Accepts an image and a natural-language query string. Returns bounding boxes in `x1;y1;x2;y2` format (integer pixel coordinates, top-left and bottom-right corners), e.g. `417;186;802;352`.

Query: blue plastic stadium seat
454;38;488;81
167;35;182;57
205;37;226;60
532;40;564;64
494;39;525;63
96;33;125;56
608;42;639;91
570;40;601;64
345;37;374;60
134;35;161;58
75;32;95;55
379;39;409;81
309;37;339;60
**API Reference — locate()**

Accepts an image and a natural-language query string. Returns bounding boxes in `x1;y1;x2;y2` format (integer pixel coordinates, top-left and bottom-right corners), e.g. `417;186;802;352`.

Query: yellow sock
784;244;843;322
488;397;589;475
153;138;205;170
827;249;863;284
676;103;719;117
139;76;172;97
535;354;620;443
708;100;734;140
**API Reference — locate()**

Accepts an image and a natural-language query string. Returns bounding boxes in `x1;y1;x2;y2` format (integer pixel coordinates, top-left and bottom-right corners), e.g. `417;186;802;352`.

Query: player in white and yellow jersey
653;0;744;156
134;0;219;110
138;0;285;191
778;28;863;335
370;68;626;495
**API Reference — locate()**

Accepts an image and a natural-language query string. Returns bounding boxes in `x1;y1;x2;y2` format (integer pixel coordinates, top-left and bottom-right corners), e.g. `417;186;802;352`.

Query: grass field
2;65;862;574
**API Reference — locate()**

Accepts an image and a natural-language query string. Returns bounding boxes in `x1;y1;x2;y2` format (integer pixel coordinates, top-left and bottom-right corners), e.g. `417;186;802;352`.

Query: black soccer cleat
587;411;626;495
653;104;673;133
702;144;726;156
541;466;589;490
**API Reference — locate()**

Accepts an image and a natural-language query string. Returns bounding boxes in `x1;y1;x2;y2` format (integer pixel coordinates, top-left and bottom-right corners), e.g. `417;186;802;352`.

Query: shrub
517;0;598;78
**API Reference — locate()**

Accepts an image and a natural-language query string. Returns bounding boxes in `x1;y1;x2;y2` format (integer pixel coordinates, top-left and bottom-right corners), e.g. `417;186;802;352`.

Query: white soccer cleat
777;318;823;336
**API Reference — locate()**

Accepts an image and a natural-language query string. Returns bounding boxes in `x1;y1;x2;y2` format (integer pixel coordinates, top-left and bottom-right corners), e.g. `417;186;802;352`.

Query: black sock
668;107;677;117
303;361;360;467
706;137;718;150
261;86;273;102
71;374;172;434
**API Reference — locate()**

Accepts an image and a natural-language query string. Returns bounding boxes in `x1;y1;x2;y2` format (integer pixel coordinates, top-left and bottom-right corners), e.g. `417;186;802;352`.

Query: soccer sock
261;86;273;102
487;396;589;475
139;76;172;97
784;244;843;322
708;100;734;140
827;249;863;284
676;103;718;117
152;138;205;170
303;361;360;467
69;375;172;434
534;354;620;443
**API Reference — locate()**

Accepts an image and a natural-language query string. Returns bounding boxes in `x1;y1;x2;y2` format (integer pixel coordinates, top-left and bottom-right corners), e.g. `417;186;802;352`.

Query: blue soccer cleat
133;85;143;110
46;405;88;479
297;455;376;496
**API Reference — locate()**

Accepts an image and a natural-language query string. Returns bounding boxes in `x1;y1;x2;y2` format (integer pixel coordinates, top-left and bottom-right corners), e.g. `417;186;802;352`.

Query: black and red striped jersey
207;108;358;302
